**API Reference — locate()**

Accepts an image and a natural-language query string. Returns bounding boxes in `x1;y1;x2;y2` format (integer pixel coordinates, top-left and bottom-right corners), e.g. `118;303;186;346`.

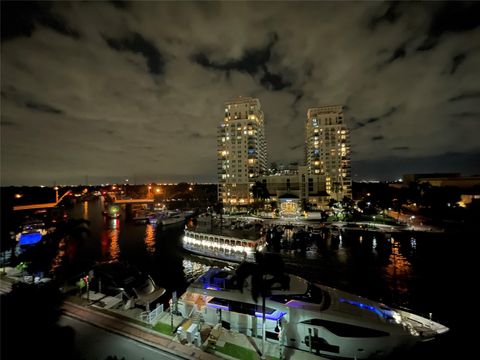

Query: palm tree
235;252;289;358
251;181;270;213
213;201;224;230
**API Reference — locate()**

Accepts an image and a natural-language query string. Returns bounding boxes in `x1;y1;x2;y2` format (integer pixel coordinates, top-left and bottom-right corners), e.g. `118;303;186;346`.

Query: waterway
68;198;468;358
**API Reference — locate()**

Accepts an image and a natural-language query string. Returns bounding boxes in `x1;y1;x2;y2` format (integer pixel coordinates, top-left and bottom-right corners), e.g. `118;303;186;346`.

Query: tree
251;181;270;213
341;196;355;220
235;253;289;358
213;201;224;230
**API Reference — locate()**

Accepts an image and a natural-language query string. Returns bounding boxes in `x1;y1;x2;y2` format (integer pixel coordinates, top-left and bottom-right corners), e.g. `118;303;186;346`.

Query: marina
2;194;466;359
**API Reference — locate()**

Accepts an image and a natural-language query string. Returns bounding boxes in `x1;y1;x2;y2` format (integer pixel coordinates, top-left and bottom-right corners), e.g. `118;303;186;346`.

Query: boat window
270;284;330;308
213;298;276;316
302;319;390;338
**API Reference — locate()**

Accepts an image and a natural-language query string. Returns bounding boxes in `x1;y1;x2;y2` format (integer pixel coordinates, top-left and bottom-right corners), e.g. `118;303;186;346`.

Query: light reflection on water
385;237;412;296
67;199;449;317
82;201;89;219
145;224;156;254
107;218;120;260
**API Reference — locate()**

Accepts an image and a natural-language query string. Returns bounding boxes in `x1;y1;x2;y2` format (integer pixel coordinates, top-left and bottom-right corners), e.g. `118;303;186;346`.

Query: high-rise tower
217;97;267;205
306;105;352;199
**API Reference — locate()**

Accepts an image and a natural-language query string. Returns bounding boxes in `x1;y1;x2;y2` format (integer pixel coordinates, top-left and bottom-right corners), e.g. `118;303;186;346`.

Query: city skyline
2;1;480;185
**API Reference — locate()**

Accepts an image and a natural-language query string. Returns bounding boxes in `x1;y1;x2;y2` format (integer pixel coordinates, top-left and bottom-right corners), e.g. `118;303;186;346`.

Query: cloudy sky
1;1;479;185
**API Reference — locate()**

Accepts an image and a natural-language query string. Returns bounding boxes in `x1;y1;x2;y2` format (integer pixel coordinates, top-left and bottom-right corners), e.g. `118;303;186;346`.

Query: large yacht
177;268;448;359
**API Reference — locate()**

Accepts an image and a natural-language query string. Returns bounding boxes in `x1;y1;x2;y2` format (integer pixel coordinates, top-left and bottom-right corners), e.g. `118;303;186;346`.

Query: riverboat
183;229;265;263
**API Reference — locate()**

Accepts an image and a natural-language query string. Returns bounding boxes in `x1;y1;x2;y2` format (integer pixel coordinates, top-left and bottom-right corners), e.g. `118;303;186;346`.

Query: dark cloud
450;53;467;75
101;129;116;135
193;33;277;75
25;101;63;114
260;70;291;91
369;1;402;30
110;1;130;10
417;2;480;52
105;32;164;75
380;43;406;67
451;112;479;118
1;2;479;185
193;33;289;91
448;91;480;102
353;107;398;129
1;119;16;127
1;1;79;42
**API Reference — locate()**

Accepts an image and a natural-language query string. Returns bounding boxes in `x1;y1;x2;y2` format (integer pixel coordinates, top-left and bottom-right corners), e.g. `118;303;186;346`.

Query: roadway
60;315;184;360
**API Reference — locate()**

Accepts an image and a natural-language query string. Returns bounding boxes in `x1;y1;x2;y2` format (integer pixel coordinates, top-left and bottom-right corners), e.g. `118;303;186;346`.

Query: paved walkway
203;324;328;360
64;300;327;360
62;301;218;360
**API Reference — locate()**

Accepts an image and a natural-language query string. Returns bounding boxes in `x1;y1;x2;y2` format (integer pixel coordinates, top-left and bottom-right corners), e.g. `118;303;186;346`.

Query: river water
69;198;467;358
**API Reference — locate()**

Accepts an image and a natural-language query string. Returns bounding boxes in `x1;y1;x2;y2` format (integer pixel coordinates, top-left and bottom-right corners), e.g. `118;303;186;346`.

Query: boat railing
139;303;164;325
184;230;263;247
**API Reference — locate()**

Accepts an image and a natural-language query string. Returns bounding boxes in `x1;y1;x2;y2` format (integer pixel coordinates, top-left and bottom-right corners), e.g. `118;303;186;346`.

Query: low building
259;166;330;212
402;173;480;189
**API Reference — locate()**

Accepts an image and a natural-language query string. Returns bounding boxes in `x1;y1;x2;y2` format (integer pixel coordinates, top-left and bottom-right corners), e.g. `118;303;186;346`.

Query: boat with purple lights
178;267;448;359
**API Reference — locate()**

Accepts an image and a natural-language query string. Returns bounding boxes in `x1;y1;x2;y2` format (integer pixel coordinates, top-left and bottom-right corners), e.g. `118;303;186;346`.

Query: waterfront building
306;105;352;199
258;165;329;214
402;173;480;189
217;97;267;206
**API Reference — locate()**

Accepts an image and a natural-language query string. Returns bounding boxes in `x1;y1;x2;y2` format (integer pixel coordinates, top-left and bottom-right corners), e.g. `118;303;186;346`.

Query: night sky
1;1;479;186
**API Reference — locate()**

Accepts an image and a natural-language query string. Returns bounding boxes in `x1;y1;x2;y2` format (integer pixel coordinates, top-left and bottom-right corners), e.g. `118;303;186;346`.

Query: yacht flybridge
178;268;448;359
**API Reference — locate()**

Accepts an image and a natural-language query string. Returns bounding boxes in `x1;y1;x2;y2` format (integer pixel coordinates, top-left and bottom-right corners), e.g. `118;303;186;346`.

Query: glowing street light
54;186;59;202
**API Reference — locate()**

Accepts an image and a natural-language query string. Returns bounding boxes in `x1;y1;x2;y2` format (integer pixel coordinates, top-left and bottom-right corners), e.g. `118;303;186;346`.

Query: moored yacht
159;210;185;226
15;220;50;254
177;268;448;359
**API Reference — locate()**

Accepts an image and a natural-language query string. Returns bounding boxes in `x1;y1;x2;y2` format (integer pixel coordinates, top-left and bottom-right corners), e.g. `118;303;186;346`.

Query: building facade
305;105;352;199
217;97;267;206
259;166;330;214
